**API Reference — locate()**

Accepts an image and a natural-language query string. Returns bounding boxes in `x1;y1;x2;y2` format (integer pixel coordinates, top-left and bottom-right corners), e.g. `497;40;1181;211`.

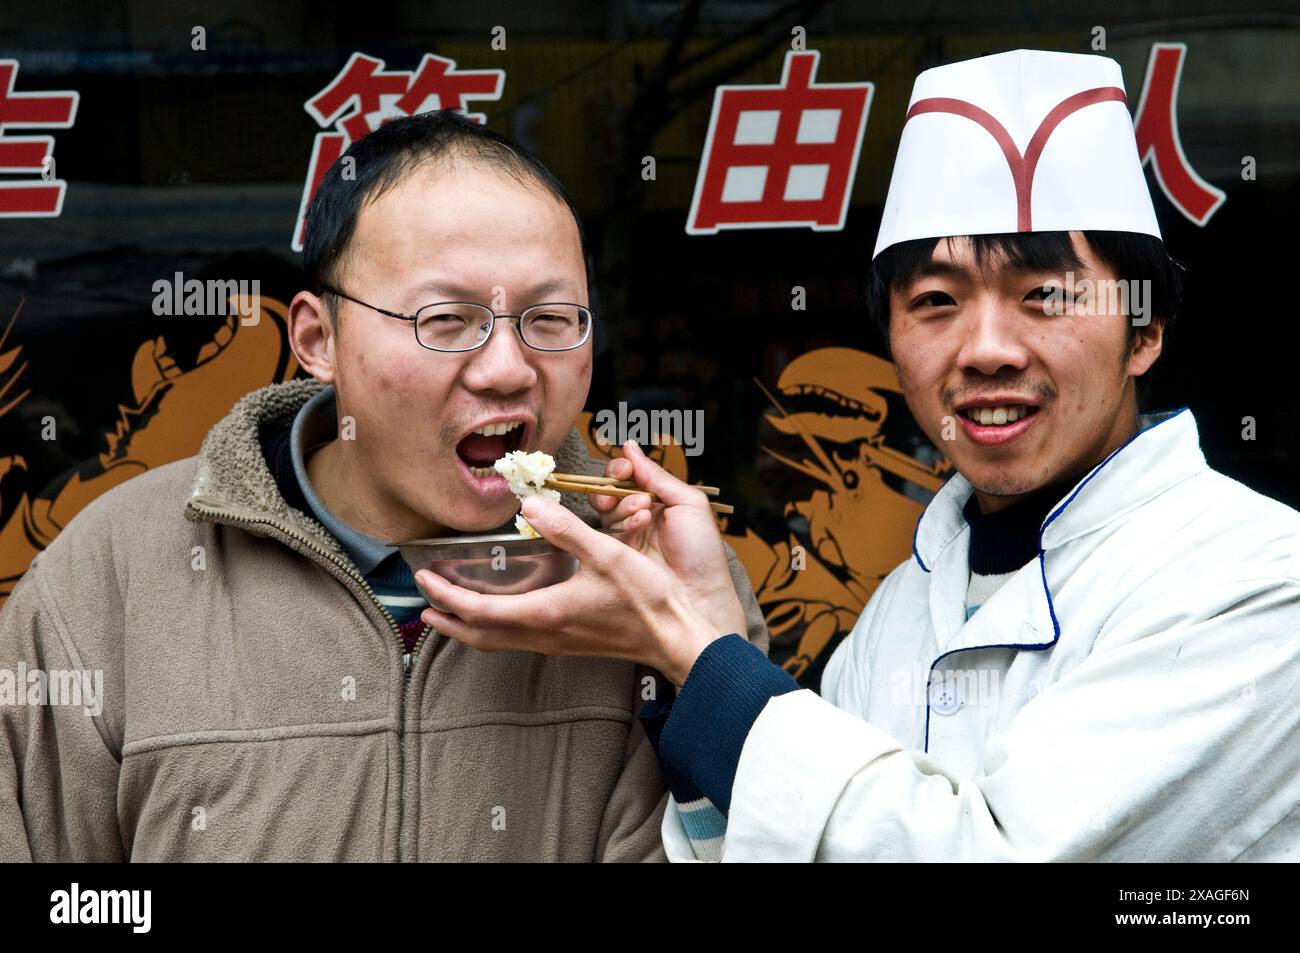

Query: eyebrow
909;260;970;282
405;278;578;305
903;258;1096;288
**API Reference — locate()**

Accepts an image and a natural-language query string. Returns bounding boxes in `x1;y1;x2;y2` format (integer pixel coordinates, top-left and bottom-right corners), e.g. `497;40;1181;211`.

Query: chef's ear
1125;315;1165;380
288;289;338;384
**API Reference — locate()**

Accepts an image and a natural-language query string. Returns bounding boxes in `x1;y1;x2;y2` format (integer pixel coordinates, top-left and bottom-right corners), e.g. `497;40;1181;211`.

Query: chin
970;473;1037;497
440;503;515;535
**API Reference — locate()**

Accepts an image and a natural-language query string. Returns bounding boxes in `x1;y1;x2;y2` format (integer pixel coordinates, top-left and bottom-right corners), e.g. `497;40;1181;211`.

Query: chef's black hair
866;231;1184;405
303;109;591;321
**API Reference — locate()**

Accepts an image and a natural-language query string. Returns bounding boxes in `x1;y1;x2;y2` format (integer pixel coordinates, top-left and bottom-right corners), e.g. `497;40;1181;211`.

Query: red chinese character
305;53;411;141
687;51;872;235
0;60;79;218
395;54;504;123
1133;43;1225;226
293;52;505;251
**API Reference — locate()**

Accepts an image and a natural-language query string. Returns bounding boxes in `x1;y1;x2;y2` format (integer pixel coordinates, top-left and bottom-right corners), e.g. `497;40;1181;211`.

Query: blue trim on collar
911;406;1191;574
912;508;930;573
920;405;1192;752
1038;406;1190;543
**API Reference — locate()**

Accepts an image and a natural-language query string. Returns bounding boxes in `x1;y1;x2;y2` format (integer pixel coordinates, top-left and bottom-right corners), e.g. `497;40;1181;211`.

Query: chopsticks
547;472;734;515
552;472;721;496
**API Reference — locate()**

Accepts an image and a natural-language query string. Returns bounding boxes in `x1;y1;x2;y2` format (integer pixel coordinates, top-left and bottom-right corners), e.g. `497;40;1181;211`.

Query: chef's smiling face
888;232;1163;513
293;159;592;539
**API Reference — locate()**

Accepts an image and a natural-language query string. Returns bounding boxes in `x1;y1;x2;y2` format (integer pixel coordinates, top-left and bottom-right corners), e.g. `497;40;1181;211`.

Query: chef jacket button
930;676;962;715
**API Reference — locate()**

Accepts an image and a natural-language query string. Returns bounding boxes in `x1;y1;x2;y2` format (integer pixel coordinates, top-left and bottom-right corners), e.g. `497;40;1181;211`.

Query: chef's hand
590;441;747;640
415;495;721;687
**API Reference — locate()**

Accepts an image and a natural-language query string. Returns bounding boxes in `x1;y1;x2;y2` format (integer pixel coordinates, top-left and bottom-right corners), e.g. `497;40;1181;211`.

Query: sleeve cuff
638;677;708;804
657;633;800;814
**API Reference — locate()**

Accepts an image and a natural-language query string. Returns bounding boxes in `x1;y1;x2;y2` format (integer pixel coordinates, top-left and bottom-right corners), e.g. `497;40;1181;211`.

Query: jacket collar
289;384;397;575
912;406;1207;657
913;406;1205;575
185;378;600;560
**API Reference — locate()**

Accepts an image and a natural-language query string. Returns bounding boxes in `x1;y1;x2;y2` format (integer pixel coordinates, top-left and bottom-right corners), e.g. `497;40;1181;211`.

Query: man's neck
972;404;1140;515
307;437;448;543
963;475;1076;574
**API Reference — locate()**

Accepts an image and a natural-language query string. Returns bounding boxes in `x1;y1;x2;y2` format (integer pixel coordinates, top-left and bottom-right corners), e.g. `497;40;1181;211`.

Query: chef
414;49;1300;861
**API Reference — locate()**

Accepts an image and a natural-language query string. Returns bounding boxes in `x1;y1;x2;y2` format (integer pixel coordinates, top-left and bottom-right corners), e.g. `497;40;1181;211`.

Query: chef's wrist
656;597;724;689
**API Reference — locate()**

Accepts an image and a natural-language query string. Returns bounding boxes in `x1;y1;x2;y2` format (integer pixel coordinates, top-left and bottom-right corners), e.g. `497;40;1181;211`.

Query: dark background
1;1;1297;680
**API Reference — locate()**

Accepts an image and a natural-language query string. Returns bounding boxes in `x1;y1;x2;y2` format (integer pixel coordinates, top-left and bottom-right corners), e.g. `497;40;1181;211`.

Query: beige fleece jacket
0;378;768;861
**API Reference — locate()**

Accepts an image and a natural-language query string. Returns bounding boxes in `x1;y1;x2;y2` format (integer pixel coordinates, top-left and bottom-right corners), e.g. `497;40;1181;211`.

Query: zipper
403;630;431;678
186;499;432;860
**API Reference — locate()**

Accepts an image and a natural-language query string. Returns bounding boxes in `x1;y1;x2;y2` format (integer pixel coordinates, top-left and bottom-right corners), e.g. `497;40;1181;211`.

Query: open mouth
956;403;1042;447
958;405;1040;427
455;420;527;477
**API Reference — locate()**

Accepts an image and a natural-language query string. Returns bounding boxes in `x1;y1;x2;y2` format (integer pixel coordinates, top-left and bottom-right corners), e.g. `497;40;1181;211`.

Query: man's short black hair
302;109;591;316
865;230;1185;406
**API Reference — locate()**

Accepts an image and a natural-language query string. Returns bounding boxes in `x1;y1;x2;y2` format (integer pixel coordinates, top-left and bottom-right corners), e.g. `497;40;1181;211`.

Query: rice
494;450;559;538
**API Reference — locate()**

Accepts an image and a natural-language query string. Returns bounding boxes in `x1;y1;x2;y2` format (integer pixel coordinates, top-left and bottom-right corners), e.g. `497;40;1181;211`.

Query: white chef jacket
664;407;1300;861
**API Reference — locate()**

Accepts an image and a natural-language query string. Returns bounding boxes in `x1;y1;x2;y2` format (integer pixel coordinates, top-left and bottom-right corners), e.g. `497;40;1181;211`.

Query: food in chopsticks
494;450;559;538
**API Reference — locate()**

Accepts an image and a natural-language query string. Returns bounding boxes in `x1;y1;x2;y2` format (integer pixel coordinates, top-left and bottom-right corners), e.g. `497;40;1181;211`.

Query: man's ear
1126;316;1165;380
288;290;336;384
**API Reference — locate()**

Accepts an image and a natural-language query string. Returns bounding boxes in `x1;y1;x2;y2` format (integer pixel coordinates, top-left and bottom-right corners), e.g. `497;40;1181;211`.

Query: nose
955;296;1031;378
461;316;538;396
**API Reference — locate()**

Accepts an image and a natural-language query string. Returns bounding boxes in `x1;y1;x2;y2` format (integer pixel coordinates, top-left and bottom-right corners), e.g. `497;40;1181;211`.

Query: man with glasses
0;110;767;861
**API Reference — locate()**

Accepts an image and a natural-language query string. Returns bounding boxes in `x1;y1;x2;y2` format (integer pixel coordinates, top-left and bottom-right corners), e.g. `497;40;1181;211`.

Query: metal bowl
389;528;621;596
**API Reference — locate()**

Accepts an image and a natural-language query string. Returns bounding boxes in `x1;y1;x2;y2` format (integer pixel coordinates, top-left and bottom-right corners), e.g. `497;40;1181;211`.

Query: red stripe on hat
905;86;1127;231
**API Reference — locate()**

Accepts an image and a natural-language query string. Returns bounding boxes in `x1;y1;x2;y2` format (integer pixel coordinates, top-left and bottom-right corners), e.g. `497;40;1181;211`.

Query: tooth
473;421;523;437
965;405;1034;426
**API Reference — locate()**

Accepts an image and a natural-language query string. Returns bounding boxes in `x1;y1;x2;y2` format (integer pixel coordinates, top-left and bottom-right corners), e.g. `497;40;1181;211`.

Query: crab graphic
730;347;953;683
0;295;298;603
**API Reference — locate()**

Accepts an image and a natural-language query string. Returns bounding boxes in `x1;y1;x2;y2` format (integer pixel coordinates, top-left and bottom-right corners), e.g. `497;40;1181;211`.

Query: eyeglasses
319;286;594;353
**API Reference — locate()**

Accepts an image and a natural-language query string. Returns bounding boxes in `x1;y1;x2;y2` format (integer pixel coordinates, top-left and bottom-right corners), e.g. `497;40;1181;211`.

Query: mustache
945;381;1057;408
443;403;546;446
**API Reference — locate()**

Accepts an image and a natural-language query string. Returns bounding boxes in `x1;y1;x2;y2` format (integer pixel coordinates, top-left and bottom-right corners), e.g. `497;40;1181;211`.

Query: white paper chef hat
873;49;1160;258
